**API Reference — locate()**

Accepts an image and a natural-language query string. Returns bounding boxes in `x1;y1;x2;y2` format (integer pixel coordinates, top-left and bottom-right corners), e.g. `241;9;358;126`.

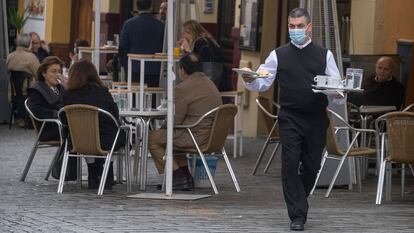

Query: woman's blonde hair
182;20;219;49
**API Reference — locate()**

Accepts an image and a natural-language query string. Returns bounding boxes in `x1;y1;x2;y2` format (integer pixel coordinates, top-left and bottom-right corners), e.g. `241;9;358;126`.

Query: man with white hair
6;33;40;126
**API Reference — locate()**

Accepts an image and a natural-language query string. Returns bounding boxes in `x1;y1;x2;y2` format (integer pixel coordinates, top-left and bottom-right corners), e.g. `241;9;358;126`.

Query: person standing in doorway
242;8;341;231
119;0;164;87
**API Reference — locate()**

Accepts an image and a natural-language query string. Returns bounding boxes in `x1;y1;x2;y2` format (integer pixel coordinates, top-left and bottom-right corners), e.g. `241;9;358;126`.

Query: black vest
276;42;328;116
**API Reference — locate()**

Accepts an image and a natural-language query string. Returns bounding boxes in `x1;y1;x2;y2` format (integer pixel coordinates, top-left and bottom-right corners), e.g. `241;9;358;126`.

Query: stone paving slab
0;125;414;232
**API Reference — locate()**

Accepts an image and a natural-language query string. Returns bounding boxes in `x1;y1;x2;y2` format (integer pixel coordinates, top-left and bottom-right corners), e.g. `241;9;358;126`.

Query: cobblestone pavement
1;125;414;232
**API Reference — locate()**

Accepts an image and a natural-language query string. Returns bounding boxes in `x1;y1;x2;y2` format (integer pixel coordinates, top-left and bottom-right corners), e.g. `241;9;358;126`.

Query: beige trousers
148;129;188;174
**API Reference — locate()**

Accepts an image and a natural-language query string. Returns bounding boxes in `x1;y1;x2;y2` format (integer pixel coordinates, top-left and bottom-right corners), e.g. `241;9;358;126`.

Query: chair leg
20;140;40;181
198;152;218;194
57;142;69;194
263;143;280;173
356;157;362;193
310;150;328;195
376;160;387;204
385;162;392;201
125;130;132;193
409;164;414;177
98;155;112;196
325;154;349;198
222;148;240;192
76;157;82;189
45;145;62;181
401;164;405;199
251;139;271;175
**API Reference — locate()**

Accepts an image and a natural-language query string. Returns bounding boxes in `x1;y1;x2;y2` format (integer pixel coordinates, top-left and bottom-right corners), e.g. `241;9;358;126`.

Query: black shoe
173;176;194;191
88;161;113;190
290;220;304;231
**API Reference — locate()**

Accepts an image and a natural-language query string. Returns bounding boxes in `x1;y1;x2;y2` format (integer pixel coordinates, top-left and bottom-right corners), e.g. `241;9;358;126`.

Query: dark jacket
62;83;125;151
119;13;164;75
192;37;232;91
35;47;50;63
348;75;405;109
27;81;64;141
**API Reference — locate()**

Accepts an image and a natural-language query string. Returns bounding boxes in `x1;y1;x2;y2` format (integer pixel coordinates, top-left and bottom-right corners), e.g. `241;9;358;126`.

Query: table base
127;192;211;200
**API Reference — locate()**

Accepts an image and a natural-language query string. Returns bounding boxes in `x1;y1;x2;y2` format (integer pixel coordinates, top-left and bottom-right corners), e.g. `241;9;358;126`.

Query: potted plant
7;8;30;34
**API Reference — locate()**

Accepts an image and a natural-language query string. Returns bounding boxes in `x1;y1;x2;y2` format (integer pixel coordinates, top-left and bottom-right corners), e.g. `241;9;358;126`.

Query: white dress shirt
244;40;340;92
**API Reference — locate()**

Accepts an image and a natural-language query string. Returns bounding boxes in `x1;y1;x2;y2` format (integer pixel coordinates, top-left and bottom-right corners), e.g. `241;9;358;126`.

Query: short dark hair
179;53;202;75
37;56;64;82
288;8;311;24
136;0;152;11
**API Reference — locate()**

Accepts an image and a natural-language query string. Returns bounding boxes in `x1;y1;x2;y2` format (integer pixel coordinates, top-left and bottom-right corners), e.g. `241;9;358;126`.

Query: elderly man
6;33;40;126
29;32;50;62
242;8;341;231
348;56;405;109
159;1;167;22
148;54;222;190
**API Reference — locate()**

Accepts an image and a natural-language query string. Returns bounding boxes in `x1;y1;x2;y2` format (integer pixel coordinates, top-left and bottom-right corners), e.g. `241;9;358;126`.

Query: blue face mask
289;28;307;44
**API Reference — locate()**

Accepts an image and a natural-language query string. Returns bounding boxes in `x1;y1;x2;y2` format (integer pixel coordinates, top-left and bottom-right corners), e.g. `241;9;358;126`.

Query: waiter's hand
242;74;255;83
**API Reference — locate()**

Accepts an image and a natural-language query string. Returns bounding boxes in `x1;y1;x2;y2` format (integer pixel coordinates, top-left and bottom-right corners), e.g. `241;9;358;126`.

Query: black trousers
278;109;328;222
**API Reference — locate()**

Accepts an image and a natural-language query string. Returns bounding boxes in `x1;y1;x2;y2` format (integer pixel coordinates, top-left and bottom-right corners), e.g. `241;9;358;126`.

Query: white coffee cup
107;40;113;46
314;75;328;86
326;77;344;88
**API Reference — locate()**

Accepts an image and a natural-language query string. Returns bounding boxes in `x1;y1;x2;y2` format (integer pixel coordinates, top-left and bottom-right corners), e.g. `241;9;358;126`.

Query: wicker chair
173;104;240;194
375;112;414;204
20;99;64;182
311;108;378;197
402;103;414;112
251;96;281;175
57;104;130;195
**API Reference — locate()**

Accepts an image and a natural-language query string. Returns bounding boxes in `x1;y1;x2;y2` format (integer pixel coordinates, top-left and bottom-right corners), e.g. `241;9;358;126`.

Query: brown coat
6;47;40;99
159;72;222;149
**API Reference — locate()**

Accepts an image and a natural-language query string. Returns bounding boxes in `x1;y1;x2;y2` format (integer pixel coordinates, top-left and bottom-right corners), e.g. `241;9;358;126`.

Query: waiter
243;8;341;231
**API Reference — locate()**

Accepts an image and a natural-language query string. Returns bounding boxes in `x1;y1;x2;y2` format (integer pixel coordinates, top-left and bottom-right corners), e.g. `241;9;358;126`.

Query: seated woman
27;56;65;141
179;20;232;91
63;60;126;189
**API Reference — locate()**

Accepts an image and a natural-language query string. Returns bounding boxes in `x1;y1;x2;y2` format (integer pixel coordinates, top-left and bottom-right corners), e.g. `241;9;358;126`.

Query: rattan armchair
57;104;130;196
375;112;414;204
402;103;414;112
251;96;281;175
173;104;240;194
311;108;378;197
20;99;64;182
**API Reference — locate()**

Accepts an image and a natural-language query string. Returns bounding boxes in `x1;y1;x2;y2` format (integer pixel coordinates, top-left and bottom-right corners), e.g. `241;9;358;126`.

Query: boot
95;159;113;190
87;163;99;189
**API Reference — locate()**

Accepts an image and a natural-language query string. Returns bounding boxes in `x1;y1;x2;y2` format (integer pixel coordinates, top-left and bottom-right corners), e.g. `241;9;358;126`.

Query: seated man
6;33;40;127
148;54;223;190
30;32;50;62
348;56;405;109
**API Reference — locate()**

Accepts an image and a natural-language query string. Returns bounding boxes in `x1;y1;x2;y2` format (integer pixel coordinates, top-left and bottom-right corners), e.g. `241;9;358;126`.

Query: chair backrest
203;104;238;153
256;96;280;138
402;103;414;112
385;112;414;163
24;98;41;134
325;110;344;155
9;71;32;98
60;104;109;156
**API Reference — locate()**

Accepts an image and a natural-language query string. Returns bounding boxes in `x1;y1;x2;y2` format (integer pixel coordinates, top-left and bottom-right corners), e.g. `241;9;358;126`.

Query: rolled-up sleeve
243;50;278;92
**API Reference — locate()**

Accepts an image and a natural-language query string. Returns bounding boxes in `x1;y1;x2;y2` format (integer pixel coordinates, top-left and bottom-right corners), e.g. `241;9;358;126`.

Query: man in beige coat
7;33;40;127
148;54;222;190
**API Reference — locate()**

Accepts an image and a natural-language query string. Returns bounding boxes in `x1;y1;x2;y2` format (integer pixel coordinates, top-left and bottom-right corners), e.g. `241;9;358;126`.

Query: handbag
199;38;232;91
51;144;78;181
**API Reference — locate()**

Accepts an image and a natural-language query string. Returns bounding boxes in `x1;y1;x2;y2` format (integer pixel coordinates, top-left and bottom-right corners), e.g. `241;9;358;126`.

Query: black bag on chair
200;38;233;92
51;145;77;181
